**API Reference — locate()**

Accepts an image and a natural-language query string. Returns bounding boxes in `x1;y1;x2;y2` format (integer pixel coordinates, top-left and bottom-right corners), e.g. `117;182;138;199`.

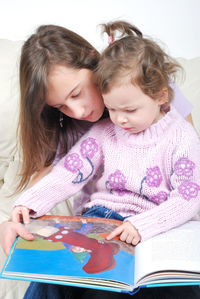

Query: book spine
121;286;141;295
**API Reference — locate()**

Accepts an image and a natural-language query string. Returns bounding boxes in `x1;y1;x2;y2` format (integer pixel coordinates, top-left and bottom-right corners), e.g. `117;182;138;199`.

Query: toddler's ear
158;87;168;105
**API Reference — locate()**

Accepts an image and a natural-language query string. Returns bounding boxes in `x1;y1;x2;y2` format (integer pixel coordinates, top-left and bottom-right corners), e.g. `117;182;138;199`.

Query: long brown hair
96;21;181;103
18;25;100;190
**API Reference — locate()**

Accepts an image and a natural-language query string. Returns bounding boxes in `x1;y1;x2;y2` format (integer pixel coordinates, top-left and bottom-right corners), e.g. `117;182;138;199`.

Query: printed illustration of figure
54;222;93;264
45;225;120;274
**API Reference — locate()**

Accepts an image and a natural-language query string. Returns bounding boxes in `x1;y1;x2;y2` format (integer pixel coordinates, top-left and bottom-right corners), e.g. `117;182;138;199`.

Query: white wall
0;0;199;58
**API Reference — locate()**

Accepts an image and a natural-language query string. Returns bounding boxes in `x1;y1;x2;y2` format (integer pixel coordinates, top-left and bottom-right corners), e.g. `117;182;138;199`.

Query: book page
2;215;136;292
134;221;200;285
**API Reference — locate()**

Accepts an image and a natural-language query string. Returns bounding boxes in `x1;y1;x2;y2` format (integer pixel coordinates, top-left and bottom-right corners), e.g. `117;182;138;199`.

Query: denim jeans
24;282;200;299
23;206;200;299
82;205;126;221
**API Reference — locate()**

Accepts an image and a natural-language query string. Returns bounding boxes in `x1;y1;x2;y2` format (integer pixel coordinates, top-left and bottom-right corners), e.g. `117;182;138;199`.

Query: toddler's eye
71;91;80;98
108;108;115;112
127;109;136;113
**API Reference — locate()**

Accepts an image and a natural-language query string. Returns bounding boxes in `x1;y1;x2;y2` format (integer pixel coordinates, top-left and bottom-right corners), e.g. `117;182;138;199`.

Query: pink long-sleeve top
14;107;200;241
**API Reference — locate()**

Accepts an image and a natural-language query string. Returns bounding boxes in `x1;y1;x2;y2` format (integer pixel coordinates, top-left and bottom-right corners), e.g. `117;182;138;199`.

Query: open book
1;215;200;294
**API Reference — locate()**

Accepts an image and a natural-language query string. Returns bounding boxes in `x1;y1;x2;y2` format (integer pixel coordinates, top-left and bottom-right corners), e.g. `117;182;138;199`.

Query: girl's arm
29;165;54;188
126;128;200;242
12;121;106;220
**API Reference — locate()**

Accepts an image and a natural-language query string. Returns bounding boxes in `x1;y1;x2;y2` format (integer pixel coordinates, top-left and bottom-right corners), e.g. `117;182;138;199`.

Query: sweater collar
114;106;182;147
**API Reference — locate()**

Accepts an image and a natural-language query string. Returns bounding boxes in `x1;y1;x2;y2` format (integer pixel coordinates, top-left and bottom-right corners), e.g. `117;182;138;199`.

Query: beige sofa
0;39;200;299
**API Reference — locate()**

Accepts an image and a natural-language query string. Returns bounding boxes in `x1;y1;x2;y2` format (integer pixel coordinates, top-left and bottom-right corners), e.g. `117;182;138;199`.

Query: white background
0;0;199;58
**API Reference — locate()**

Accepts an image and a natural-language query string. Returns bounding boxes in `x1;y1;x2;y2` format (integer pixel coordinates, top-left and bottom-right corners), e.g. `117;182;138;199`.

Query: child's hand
0;221;34;256
11;206;31;224
106;221;141;246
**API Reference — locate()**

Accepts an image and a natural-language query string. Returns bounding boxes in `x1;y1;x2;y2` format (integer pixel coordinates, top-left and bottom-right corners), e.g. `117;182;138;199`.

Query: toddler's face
103;83;165;134
46;65;105;122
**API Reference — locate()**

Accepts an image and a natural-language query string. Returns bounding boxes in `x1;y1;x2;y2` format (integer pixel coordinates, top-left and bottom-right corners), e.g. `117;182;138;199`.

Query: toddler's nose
117;114;128;125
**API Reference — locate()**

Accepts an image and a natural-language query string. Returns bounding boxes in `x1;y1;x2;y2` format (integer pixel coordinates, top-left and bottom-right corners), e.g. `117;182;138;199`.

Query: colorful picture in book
11;216;135;283
44;222;120;274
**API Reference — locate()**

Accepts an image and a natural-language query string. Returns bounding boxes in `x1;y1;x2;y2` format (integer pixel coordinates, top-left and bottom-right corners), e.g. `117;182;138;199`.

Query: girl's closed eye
71;90;81;98
126;109;137;113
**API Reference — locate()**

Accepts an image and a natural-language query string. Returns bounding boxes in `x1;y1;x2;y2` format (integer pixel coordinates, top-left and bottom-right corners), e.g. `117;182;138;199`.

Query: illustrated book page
1;215;136;293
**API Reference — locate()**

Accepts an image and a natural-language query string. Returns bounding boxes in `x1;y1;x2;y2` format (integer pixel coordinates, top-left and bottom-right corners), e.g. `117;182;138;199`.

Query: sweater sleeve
13;121;106;218
126;127;200;241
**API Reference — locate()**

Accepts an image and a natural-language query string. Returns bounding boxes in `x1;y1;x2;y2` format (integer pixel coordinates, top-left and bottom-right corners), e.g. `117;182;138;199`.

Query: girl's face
46;65;105;122
103;83;166;134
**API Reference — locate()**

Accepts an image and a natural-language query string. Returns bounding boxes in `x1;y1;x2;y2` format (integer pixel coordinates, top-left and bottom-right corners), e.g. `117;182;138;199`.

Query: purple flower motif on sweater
65;138;97;184
174;157;195;178
80;138;98;159
64;153;83;173
146;166;162;187
108;170;126;189
150;191;168;204
178;180;200;201
107;170;127;196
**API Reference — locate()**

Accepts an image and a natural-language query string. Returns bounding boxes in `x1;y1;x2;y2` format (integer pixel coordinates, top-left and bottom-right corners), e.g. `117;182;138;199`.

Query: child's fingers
125;234;134;244
11;207;22;223
119;230;129;242
11;206;30;224
16;223;34;240
21;207;30;224
131;234;141;246
11;213;19;223
106;225;123;240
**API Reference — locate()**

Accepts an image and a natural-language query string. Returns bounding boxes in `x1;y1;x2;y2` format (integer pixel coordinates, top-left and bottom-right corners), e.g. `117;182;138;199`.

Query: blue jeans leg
24;282;200;299
82;205;125;221
23;282;83;299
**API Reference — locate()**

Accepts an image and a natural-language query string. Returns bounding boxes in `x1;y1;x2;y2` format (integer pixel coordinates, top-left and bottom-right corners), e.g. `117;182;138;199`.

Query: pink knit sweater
14;107;200;241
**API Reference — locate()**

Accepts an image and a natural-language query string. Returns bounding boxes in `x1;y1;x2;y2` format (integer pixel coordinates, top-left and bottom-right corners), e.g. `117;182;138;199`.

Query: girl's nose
71;106;86;119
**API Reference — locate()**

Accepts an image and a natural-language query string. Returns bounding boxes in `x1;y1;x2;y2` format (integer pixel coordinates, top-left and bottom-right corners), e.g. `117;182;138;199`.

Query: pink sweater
14;107;200;241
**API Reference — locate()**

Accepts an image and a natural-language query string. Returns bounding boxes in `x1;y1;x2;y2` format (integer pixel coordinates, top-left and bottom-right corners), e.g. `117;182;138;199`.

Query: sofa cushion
0;39;22;183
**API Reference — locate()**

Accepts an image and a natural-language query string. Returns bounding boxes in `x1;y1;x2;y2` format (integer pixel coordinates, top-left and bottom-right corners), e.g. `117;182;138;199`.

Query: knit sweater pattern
15;107;200;241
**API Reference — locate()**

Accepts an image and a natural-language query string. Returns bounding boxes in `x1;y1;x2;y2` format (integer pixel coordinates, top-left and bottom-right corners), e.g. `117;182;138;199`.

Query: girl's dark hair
96;20;181;103
18;24;100;190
